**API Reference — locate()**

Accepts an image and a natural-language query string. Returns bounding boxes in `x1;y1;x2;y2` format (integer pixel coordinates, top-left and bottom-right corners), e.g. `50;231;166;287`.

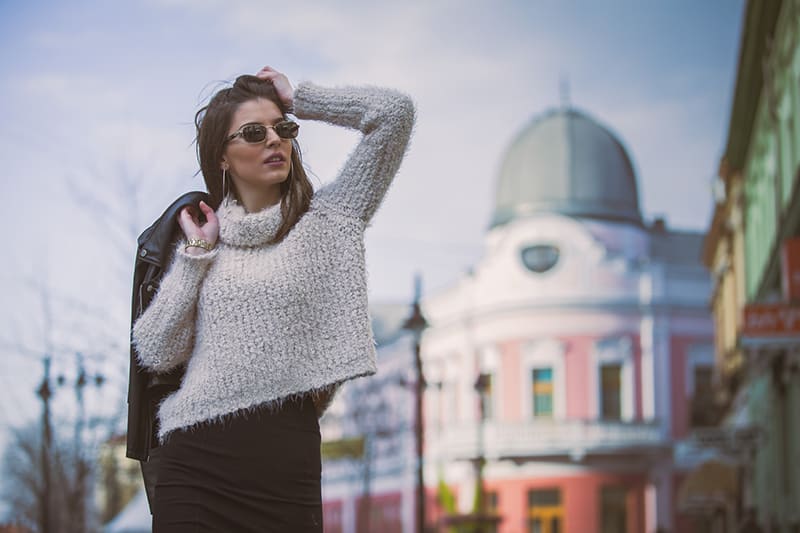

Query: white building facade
322;107;716;533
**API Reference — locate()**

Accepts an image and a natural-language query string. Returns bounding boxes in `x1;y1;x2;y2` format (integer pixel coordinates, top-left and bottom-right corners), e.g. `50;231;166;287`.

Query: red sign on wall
743;303;800;337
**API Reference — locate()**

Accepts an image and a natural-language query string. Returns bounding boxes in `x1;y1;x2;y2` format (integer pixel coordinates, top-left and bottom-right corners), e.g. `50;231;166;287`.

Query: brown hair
195;74;313;244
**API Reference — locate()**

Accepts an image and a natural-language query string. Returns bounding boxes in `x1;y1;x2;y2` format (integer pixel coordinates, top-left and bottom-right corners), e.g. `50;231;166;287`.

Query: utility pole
34;347;105;533
37;356;53;533
73;352;88;533
403;274;428;533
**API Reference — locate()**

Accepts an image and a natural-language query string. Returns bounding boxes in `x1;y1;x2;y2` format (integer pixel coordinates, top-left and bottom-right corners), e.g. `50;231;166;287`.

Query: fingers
255;67;294;111
180;206;200;227
257;71;281;85
178;207;197;238
255;66;289;88
199;201;219;225
178;203;219;249
256;66;278;80
198;200;212;216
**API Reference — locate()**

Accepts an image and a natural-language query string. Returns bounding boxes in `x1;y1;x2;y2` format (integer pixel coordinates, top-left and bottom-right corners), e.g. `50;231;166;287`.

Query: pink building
321;107;715;533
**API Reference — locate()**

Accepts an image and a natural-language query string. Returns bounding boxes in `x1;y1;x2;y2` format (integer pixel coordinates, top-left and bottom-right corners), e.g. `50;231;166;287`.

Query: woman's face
222;97;293;205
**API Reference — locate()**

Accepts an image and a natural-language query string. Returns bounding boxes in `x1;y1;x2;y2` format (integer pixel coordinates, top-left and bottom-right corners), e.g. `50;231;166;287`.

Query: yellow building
703;162;746;404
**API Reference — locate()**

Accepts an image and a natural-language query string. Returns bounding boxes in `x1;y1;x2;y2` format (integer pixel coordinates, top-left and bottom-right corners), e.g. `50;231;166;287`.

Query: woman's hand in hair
255;65;294;112
179;201;219;255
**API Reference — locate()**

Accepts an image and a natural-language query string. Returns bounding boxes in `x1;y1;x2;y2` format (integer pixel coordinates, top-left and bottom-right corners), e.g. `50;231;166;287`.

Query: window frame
590;337;634;422
521;339;566;420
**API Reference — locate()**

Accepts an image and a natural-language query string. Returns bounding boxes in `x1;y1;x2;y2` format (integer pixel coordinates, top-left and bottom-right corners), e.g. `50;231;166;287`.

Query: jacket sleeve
131;243;217;373
293;82;416;223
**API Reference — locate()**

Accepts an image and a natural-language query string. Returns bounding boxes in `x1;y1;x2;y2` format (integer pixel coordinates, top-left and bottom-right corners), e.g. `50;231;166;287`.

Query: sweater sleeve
293;82;416;223
131;243;217;373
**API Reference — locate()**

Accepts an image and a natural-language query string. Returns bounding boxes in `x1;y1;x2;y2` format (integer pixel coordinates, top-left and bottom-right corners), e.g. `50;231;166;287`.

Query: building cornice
425;299;713;335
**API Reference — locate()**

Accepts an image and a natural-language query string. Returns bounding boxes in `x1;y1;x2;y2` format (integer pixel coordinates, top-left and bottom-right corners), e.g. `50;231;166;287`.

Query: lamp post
403;274;428;533
474;372;491;533
441;373;501;532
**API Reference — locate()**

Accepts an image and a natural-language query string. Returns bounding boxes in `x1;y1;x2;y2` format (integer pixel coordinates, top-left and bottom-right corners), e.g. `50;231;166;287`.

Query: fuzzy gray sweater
132;82;415;441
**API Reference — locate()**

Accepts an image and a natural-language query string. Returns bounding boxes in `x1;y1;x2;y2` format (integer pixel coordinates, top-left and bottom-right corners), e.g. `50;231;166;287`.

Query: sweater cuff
165;245;218;288
292;82;316;116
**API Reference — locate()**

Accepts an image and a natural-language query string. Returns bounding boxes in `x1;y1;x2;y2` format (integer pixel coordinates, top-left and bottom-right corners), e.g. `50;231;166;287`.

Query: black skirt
152;397;322;533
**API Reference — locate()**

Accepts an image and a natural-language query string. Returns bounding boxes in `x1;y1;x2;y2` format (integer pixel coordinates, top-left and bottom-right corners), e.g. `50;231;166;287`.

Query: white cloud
1;0;738;301
17;74;134;113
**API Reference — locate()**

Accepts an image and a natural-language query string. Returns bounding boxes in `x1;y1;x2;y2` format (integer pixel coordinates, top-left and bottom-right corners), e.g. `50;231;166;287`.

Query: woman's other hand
179;201;219;255
255;66;294;112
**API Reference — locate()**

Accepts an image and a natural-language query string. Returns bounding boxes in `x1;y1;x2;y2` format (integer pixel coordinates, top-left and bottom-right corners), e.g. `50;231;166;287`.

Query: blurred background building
704;0;800;531
322;100;718;532
320;1;800;531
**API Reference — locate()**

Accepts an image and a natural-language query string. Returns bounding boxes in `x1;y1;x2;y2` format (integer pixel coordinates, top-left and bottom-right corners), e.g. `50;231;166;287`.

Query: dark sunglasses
225;120;299;144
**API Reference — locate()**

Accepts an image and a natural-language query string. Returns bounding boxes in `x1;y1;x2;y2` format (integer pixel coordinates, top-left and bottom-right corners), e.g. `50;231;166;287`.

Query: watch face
521;244;560;273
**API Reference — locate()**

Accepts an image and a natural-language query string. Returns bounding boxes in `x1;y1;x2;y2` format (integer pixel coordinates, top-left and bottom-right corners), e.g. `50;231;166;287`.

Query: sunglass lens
275;121;299;139
241;124;268;143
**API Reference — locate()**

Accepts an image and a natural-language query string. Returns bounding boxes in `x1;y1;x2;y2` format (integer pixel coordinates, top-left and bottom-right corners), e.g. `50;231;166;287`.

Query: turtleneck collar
217;200;283;247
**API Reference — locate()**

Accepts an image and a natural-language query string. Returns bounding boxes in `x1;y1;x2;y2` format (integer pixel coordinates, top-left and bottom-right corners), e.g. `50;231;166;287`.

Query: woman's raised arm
293;81;416;222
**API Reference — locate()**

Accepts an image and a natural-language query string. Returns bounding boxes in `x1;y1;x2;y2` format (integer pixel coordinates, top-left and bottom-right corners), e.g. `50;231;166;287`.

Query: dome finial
559;75;571;110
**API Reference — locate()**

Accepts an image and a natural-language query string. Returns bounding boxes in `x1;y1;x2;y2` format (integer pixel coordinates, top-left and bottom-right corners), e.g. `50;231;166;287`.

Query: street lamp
403;274;428;533
439;371;501;532
474;372;491;532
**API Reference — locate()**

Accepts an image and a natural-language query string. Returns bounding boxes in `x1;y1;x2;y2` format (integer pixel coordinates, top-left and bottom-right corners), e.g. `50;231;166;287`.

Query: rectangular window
779;117;794;208
532;368;554;418
528;488;563;533
486;490;499;511
792;72;800;171
323;502;343;533
478;373;494;420
745;164;778;298
600;486;627;533
690;365;715;428
357;494;402;533
600;364;622;420
788;73;800;165
485;491;499;533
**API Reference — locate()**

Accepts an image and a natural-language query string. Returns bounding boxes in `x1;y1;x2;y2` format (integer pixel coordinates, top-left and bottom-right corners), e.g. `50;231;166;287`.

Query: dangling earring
289;141;298;181
222;166;229;207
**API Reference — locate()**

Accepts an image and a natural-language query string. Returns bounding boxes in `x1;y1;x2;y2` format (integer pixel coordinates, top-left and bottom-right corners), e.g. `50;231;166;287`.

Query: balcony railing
427;419;667;461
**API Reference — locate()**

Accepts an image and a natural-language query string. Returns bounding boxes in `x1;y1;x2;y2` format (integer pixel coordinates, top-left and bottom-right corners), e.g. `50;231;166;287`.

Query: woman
132;65;415;532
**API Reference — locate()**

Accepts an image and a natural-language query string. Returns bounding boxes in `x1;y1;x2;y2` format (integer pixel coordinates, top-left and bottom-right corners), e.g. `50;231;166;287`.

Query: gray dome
491;108;642;227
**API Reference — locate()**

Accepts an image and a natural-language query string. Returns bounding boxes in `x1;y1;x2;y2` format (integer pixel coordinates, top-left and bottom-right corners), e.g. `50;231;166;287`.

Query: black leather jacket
126;191;210;462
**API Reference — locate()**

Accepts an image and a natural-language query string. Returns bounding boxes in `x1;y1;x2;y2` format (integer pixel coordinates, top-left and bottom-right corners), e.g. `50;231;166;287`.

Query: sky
0;0;745;516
